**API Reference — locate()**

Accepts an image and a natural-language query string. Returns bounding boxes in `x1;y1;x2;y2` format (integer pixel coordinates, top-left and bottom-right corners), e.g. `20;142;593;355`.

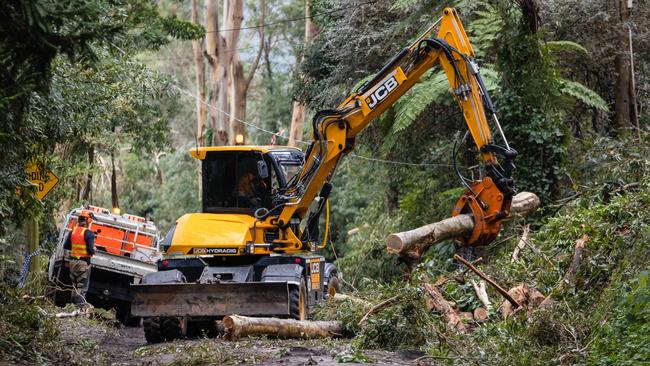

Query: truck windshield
203;152;275;212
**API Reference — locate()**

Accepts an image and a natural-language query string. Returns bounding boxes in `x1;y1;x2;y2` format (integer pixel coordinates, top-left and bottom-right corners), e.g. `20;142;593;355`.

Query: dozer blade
130;282;291;317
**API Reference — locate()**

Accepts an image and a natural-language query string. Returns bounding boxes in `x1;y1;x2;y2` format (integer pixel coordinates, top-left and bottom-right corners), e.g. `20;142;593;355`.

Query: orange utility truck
48;205;161;325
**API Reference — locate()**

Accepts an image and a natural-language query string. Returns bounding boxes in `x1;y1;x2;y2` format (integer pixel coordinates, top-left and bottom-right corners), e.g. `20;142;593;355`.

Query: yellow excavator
131;8;517;343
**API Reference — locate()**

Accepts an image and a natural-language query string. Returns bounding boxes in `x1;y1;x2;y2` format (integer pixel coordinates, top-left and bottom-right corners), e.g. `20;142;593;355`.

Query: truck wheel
161;316;184;341
116;304;140;327
289;278;307;320
325;275;340;298
143;317;163;343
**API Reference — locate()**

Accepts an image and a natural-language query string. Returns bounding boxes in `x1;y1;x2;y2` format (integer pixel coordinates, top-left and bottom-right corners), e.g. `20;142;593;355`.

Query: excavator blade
130;282;291;317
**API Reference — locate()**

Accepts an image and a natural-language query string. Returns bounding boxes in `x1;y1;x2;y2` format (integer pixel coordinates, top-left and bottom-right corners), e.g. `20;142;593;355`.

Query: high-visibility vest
70;226;90;259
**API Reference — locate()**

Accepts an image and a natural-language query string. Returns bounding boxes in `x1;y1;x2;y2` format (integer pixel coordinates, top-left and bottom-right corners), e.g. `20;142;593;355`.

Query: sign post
23;157;59;285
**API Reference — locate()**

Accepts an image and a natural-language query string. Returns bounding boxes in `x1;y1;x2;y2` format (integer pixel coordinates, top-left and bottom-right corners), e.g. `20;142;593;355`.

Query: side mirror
257;160;269;179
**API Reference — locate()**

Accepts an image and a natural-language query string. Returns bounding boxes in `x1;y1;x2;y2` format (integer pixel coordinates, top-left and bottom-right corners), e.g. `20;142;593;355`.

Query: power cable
110;41;459;169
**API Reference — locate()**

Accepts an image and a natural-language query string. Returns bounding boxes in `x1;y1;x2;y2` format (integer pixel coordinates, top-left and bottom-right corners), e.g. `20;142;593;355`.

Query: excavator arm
274;8;517;247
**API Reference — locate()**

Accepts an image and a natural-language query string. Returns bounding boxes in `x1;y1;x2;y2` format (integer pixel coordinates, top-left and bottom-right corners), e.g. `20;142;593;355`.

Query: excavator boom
276;7;516;246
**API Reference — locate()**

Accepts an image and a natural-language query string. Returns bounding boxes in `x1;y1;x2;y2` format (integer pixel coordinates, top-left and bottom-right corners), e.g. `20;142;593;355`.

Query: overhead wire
108;41;462;170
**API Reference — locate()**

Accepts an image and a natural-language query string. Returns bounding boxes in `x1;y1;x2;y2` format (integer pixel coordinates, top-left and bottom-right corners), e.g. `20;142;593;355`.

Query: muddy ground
56;316;438;365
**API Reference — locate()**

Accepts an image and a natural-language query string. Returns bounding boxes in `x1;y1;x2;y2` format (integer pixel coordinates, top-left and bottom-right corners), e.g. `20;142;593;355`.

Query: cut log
423;283;467;333
222;315;343;340
387;192;540;269
500;283;550;319
473;307;488;322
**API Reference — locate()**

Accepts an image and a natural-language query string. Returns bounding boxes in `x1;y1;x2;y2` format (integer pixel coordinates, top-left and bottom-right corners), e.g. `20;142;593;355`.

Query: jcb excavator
131;8;517;343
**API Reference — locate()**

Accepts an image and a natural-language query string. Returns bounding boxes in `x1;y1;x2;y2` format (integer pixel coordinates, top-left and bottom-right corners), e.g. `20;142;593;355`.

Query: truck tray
131;282;291;317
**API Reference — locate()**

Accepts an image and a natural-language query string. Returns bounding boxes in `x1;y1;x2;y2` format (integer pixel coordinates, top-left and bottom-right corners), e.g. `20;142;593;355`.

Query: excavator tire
143;317;163;344
116;303;140;327
161;317;183;341
289;278;307;320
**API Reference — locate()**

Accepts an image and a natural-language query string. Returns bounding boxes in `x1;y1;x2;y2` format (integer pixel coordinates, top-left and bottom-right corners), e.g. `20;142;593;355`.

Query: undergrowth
326;136;650;364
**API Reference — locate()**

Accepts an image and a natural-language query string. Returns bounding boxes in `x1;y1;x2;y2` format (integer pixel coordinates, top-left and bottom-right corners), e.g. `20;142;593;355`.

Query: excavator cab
191;147;304;213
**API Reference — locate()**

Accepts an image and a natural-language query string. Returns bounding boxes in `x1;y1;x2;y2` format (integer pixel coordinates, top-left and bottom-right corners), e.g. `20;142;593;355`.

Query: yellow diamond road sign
25;158;59;201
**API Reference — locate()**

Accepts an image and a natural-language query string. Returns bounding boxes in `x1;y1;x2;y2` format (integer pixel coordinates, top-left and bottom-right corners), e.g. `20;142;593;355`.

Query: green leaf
559;79;609;112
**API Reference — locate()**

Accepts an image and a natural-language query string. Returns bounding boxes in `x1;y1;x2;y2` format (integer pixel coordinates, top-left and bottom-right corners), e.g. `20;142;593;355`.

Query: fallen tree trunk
387;192;540;269
222;315;343;340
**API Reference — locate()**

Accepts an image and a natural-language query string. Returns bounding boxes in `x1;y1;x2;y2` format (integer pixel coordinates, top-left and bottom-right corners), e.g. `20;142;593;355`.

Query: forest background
0;0;648;364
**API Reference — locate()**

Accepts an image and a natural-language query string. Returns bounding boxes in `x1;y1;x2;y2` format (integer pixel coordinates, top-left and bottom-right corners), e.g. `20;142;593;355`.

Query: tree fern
559;79;609;112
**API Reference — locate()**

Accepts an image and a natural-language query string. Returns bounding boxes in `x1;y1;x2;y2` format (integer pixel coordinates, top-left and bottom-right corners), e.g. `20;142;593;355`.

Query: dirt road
57;317;433;365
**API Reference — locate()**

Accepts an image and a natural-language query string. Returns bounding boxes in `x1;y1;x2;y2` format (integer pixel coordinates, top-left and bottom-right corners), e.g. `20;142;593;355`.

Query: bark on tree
228;0;265;145
614;0;636;133
192;0;207;147
288;0;319;147
222;315;343;340
80;146;94;202
386;192;540;267
191;0;205;195
205;0;228;146
153;152;165;186
110;152;119;210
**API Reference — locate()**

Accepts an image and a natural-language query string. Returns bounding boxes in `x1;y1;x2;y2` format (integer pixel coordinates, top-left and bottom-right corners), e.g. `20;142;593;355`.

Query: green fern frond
478;66;500;92
560;79;609;111
543;40;588;55
392;70;448;134
467;2;502;57
379;70;447;153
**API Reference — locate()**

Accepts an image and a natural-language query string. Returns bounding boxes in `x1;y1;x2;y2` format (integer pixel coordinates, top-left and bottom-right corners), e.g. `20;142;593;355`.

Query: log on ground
386;192;540;266
222;315;344;340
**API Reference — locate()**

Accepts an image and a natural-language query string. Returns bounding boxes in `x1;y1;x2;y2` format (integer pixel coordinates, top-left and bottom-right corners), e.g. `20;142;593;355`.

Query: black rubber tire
289;278;307;320
143;317;163;344
325;275;340;298
116;303;141;327
161;316;183;341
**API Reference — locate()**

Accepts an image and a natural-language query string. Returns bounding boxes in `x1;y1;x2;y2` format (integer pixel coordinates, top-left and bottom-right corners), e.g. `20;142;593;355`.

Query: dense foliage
0;0;648;363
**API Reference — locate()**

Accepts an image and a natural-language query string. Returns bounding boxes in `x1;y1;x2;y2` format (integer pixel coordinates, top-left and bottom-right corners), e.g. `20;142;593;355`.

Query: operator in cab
233;160;271;209
63;210;95;306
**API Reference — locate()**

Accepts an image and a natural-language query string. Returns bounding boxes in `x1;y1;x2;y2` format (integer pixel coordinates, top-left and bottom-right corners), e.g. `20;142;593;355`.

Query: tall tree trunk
192;0;207;147
205;0;225;146
614;0;634;134
154;152;165;186
288;0;319;147
229;0;265;145
80;146;94;202
192;0;206;195
110;152;119;210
